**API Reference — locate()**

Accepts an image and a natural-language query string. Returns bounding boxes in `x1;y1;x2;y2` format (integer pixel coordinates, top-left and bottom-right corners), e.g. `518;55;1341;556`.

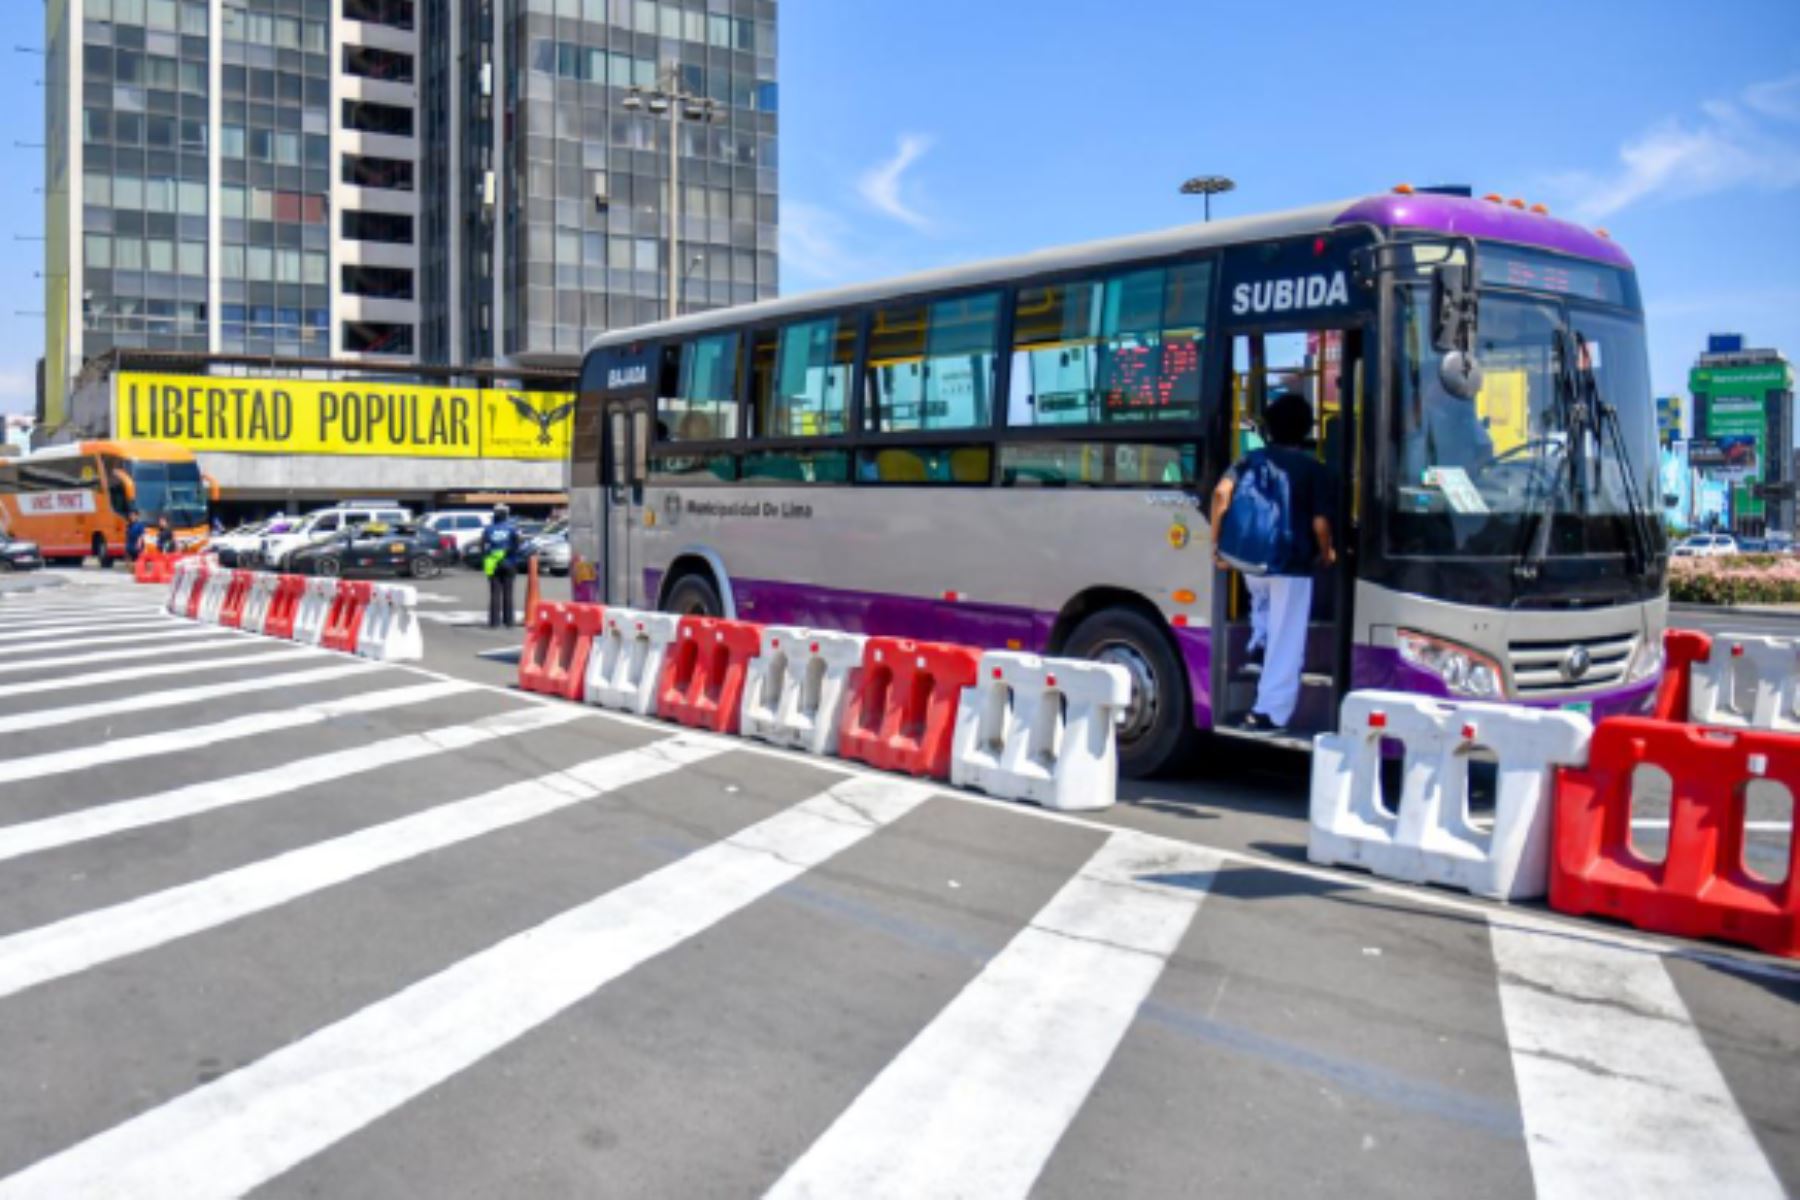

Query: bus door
1212;326;1363;739
599;396;651;606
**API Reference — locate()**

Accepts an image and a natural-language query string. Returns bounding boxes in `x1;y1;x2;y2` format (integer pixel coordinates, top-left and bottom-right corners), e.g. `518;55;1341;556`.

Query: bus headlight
1396;629;1504;700
1626;638;1665;683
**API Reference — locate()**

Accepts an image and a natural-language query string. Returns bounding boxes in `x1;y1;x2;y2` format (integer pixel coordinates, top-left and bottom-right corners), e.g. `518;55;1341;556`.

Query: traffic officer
482;504;524;629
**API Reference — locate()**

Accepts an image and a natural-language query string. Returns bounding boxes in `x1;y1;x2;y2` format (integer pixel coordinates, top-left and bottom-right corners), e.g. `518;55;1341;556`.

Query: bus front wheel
663;571;722;617
1064;607;1196;779
91;534;112;570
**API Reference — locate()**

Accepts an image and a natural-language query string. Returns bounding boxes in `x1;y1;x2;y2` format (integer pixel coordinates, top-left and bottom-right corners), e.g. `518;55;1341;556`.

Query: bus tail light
1395;629;1503;699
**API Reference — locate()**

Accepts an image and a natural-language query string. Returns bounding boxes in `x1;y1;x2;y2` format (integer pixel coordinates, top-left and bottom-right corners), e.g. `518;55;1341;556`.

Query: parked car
460;520;547;570
0;534;43;571
420;510;493;554
211;519;277;567
261;505;412;571
288;522;453;579
1738;537;1770;553
1671;533;1740;558
525;518;571;575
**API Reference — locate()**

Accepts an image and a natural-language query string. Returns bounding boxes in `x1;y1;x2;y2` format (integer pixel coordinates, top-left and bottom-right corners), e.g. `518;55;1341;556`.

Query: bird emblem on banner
507;394;579;446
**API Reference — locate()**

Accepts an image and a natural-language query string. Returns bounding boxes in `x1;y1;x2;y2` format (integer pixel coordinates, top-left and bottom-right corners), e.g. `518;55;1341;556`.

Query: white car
1671;534;1739;558
262;506;412;571
420;510;493;553
210;519;278;567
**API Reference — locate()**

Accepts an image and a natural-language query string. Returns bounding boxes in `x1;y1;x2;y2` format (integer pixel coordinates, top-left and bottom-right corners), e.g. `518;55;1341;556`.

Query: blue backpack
1219;452;1293;576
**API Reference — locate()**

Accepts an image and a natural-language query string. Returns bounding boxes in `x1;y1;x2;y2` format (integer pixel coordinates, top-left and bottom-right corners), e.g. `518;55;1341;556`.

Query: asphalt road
0;571;1793;1198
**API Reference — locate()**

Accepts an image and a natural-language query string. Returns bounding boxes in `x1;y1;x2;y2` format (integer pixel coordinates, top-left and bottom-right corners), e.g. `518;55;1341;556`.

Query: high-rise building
1688;337;1795;537
43;0;778;425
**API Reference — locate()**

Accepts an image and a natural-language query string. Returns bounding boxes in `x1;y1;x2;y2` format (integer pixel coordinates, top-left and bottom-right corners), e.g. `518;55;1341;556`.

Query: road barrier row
514;603;1130;812
1653;627;1800;733
163;562;421;663
1311;637;1797;958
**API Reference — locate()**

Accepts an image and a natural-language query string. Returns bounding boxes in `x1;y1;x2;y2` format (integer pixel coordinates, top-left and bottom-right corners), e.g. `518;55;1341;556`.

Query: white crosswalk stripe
0;733;727;1002
0;605;164;625
0;636;247;677
0;628;221;657
0;771;934;1199
768;833;1220;1199
0;618;173;642
1491;919;1785;1199
0;703;586;865
0;659;374;736
0;645;326;701
0;677;473;786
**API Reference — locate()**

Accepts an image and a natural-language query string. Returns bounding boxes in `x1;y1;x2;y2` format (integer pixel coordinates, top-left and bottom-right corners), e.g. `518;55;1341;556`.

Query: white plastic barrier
357;583;423;662
741;626;867;755
949;651;1133;812
584;607;681;715
292;577;339;647
239;572;280;635
166;561;203;616
195;569;233;625
1307;690;1592;901
1689;633;1800;732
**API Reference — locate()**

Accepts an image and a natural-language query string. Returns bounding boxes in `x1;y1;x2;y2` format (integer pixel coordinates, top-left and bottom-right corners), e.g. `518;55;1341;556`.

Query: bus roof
586;192;1633;354
25;440;197;462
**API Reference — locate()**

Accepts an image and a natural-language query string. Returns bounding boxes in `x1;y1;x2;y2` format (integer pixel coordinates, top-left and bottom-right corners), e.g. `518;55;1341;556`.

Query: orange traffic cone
524;553;542;628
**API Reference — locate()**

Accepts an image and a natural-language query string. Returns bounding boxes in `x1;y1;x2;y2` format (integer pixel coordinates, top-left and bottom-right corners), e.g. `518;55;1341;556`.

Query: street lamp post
1179;174;1236;222
623;69;721;320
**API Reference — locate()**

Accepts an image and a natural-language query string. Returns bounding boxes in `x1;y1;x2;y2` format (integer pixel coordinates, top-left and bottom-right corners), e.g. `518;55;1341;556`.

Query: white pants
1254;575;1313;727
1245;575;1272;652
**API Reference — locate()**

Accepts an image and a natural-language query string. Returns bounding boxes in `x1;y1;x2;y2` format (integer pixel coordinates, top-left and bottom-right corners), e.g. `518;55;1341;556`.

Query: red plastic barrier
656;616;763;732
1651;628;1714;723
263;574;306;640
1551;717;1798;959
837;638;981;779
133;548;164;585
217;570;254;629
320;580;375;654
519;603;606;700
184;566;212;620
517;604;563;694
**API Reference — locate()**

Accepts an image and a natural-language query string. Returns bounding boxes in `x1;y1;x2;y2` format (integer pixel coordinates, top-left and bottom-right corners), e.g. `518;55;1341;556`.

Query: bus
571;188;1667;775
0;440;214;565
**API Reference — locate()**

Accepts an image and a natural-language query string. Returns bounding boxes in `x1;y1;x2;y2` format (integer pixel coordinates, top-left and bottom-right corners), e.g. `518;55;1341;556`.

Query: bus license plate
1562;701;1593;718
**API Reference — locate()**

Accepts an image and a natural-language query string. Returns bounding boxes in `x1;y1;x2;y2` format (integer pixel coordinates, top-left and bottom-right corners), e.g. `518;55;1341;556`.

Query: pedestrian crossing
0;588;1792;1198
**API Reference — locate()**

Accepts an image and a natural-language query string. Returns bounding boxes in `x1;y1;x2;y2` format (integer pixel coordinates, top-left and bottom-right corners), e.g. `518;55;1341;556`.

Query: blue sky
0;0;1796;416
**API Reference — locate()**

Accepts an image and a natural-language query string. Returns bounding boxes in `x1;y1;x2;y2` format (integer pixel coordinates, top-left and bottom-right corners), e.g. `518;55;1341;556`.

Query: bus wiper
1513;330;1585;583
1574;331;1655;577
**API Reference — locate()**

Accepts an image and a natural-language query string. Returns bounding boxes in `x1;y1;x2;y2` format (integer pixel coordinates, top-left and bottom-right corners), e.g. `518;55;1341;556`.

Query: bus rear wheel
663;571;722;617
92;534;112;570
1064;607;1196;779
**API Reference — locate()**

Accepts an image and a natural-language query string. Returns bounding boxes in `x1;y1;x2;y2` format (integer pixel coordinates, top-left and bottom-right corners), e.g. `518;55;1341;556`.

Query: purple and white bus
569;188;1667;775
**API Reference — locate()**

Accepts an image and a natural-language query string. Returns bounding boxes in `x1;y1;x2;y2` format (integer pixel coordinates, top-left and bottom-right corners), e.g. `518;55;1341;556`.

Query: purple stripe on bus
1333;194;1633;269
645;569;1653;729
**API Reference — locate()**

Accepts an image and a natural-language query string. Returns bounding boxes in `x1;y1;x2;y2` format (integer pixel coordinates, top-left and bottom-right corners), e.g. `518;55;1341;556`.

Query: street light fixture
623;68;722;320
1179;174;1236;222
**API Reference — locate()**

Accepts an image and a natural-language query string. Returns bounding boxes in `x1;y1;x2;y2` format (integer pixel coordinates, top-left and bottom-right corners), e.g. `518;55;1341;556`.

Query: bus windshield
1386;284;1658;565
126;459;209;527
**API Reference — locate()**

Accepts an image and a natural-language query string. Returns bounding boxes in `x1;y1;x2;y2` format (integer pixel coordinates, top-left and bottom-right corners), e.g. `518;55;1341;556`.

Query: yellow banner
113;372;573;461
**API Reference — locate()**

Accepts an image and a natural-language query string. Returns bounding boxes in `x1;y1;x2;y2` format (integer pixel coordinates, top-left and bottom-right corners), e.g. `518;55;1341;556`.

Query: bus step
1213;725;1313;752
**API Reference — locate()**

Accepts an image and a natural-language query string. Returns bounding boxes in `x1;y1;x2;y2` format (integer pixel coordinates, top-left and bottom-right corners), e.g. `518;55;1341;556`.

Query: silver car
525;520;571;575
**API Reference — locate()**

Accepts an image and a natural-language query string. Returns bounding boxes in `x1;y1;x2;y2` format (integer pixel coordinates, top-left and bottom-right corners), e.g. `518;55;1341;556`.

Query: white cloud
856;133;934;231
1554;75;1800;221
779;199;862;288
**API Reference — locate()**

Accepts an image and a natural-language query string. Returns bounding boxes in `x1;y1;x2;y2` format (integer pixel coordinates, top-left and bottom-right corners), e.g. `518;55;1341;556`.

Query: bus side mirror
1430;263;1477;353
202;473;221;503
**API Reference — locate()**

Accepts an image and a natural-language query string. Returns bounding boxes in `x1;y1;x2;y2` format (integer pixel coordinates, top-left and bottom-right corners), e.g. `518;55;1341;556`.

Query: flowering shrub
1669;554;1800;605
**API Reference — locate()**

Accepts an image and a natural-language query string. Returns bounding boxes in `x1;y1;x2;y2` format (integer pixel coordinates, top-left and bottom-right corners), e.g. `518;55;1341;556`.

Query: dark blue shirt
482;520;522;567
125;519;147;556
1227;446;1333;577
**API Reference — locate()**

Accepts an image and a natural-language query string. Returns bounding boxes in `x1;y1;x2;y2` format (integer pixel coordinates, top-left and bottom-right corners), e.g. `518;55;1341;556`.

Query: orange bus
0;440;214;566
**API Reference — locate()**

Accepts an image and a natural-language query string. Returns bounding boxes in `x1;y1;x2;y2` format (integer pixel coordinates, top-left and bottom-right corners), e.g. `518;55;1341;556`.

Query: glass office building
45;0;778;424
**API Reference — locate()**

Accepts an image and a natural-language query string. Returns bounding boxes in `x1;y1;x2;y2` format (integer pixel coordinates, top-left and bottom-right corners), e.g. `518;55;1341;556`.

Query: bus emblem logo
1561;646;1591;682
